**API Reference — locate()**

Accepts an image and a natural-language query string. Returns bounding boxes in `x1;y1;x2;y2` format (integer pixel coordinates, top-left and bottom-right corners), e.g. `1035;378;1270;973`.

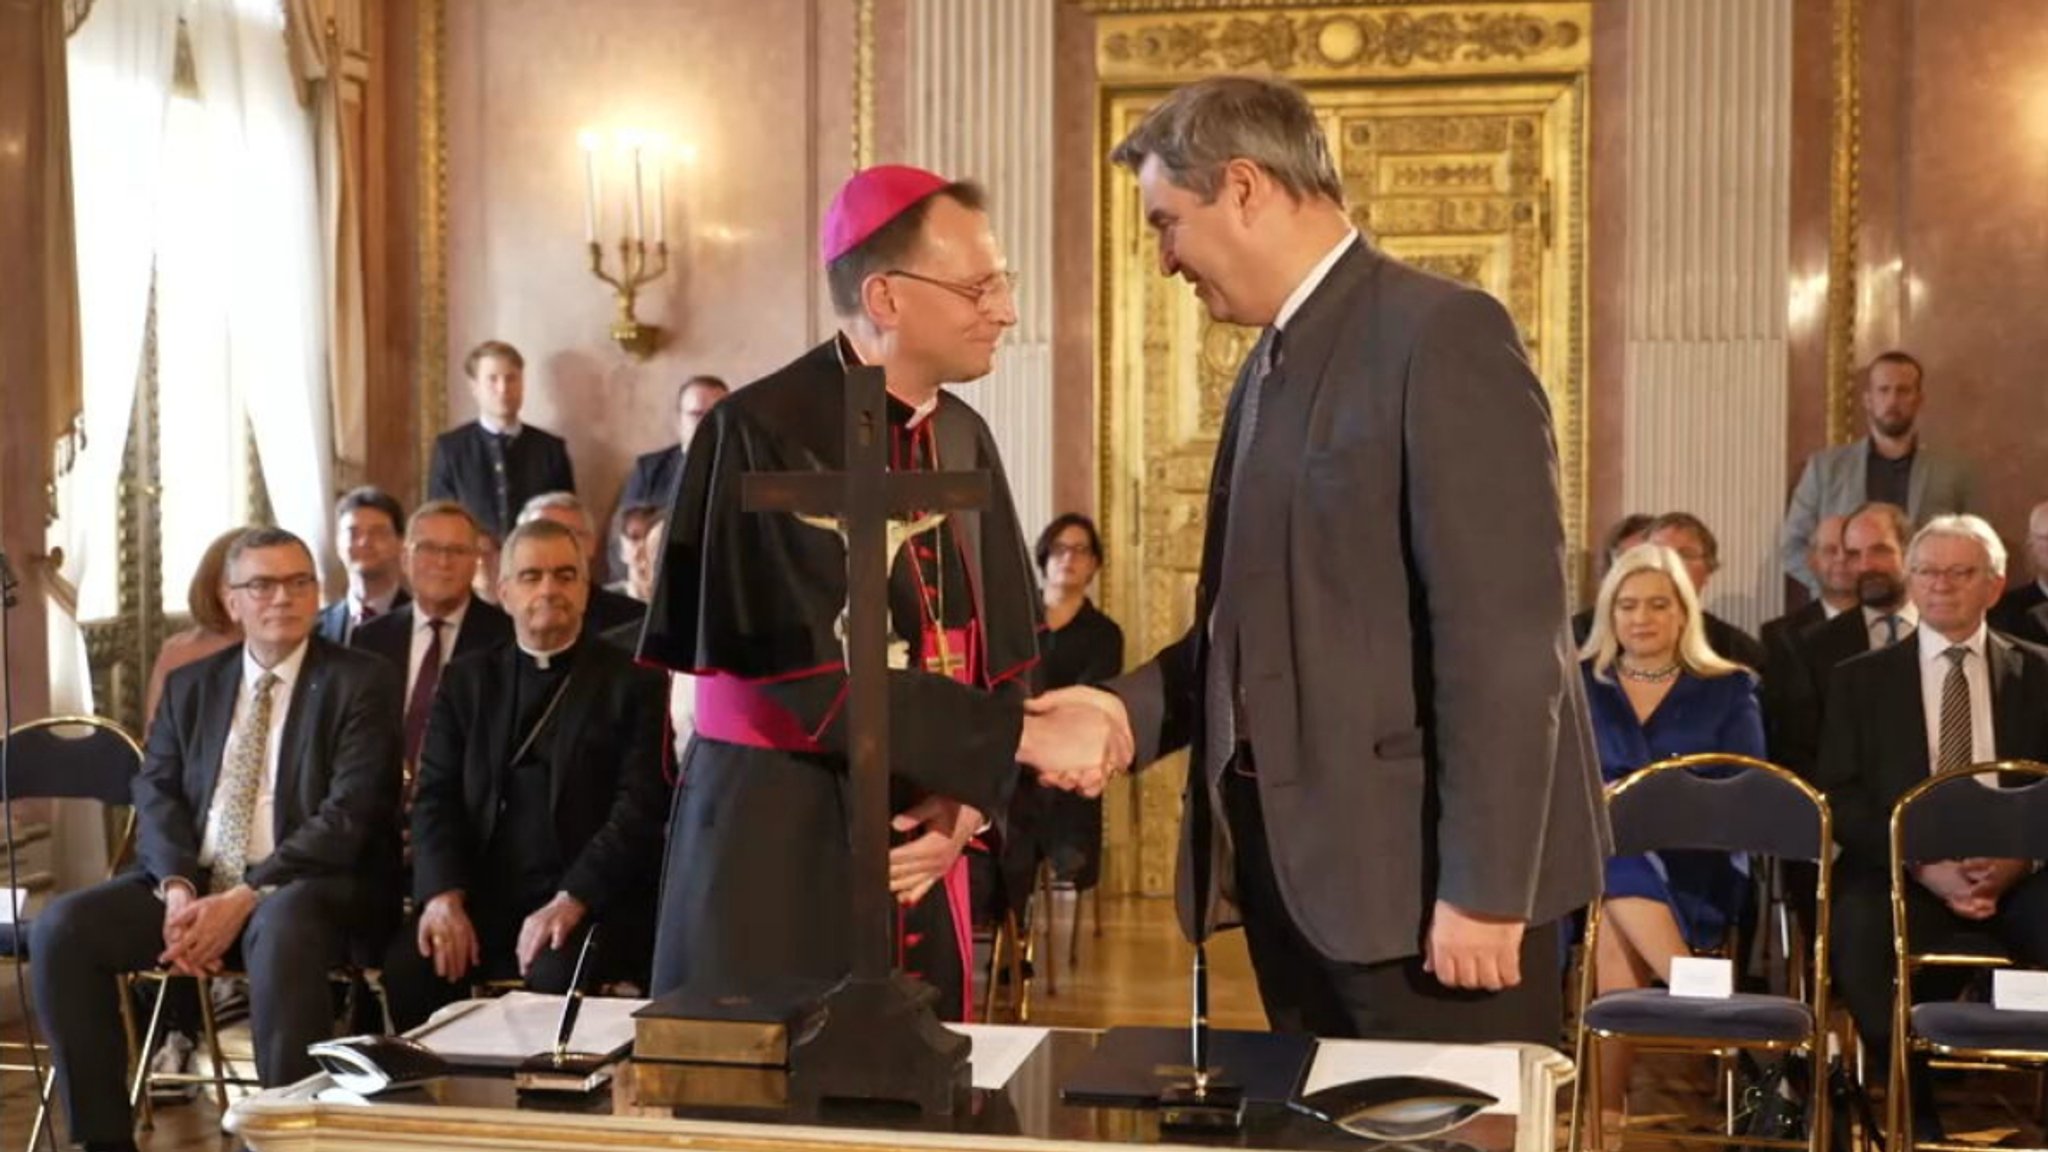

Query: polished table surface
228;1027;1572;1152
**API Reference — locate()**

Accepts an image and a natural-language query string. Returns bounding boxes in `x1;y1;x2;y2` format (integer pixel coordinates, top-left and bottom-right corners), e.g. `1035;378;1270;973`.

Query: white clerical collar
416;599;470;634
478;414;524;438
1918;619;1988;663
243;637;310;690
1274;229;1359;333
518;639;576;670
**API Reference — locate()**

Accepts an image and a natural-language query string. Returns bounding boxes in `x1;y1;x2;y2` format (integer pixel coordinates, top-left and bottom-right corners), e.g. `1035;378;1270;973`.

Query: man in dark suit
1819;513;2048;1135
1760;513;1855;758
1779;502;1919;778
606;374;727;578
517;491;646;636
381;518;669;1029
350;501;513;772
1041;76;1607;1043
32;528;401;1152
428;340;576;540
1988;500;2048;644
314;486;410;645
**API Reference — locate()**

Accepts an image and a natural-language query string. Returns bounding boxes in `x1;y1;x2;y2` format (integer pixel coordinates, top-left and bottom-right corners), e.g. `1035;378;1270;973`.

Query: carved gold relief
1096;4;1588;897
1096;2;1588;84
1825;0;1860;446
415;0;447;500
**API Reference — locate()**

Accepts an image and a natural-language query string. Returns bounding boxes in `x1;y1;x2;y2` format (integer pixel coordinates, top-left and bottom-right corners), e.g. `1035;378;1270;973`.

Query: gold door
1092;2;1590;896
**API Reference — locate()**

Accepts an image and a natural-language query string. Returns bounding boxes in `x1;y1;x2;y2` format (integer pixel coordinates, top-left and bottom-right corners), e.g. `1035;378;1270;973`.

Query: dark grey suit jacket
134;637;403;896
1107;242;1609;966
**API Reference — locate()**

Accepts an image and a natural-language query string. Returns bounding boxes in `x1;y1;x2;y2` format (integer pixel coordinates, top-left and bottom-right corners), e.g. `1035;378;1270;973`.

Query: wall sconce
581;130;680;359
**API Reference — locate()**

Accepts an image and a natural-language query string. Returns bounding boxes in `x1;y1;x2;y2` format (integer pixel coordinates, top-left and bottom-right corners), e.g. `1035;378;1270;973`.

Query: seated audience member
146;527;247;727
316;487;410;645
1571;512;1656;645
607;374;727;577
351;501;514;774
472;532;502;606
999;515;1124;917
1578;543;1766;1136
1782;501;1919;778
517;492;646;635
1988;500;2048;645
32;528;402;1152
1644;512;1769;675
1759;516;1856;732
383;519;670;1029
1821;514;2048;1139
428;340;576;540
610;503;665;603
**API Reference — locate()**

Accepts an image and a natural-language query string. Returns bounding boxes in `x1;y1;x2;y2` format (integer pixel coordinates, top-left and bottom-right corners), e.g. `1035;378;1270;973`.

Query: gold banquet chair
1570;754;1835;1152
1887;760;2048;1152
0;716;145;1152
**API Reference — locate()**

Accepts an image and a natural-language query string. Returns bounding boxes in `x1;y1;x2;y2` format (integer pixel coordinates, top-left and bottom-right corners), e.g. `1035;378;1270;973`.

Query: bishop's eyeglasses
884;269;1018;314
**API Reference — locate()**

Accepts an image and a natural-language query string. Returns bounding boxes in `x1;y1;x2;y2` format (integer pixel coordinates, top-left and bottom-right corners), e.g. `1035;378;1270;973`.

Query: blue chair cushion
1583;989;1814;1043
1911;1001;2048;1053
0;921;26;960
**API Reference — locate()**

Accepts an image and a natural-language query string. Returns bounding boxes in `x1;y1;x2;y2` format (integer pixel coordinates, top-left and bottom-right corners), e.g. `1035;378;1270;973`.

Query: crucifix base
787;973;969;1116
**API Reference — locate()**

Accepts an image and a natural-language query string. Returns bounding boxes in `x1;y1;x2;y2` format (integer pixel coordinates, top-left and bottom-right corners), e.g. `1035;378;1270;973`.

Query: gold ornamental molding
415;0;448;498
853;0;877;169
1825;0;1860;446
1092;2;1589;84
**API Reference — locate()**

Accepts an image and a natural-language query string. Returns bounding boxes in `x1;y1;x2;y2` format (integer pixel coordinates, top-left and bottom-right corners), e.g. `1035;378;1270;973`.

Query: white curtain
51;0;179;714
188;0;335;584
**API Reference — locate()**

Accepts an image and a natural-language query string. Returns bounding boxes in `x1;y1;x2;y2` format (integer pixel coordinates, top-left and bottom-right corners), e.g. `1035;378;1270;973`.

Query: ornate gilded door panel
1093;1;1589;897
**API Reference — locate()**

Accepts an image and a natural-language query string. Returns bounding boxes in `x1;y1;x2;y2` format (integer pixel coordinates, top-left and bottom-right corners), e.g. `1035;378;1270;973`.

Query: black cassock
639;335;1040;1018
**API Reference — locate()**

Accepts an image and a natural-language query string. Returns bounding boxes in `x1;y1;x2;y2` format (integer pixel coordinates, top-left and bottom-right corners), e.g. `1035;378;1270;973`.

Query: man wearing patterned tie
314;486;411;645
382;518;668;1030
1818;514;2048;1138
32;528;402;1152
428;340;577;540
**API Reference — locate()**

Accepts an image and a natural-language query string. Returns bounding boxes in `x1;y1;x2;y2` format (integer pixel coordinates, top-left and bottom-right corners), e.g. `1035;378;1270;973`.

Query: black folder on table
1059;1026;1315;1106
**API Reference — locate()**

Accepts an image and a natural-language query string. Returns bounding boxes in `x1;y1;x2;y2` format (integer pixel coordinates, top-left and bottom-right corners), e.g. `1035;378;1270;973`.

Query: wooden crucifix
740;363;989;1114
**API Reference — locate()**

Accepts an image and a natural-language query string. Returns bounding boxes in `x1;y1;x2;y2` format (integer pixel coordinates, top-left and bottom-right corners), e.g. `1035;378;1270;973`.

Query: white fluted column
906;0;1055;541
1622;0;1793;632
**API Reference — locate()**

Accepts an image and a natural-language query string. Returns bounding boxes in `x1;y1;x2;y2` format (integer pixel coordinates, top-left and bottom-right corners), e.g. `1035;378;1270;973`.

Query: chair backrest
1608;754;1828;862
0;717;144;807
1893;761;2048;866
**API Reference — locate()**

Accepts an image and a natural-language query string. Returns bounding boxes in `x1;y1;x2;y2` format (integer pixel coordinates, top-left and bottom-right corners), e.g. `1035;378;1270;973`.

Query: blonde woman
1580;543;1765;1137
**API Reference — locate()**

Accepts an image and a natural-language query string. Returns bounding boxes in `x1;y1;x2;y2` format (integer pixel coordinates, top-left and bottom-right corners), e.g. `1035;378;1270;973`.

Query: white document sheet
944;1024;1049;1090
409;992;650;1068
1302;1040;1523;1116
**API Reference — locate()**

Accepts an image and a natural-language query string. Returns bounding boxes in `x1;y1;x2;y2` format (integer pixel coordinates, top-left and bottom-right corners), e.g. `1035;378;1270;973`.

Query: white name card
0;888;25;925
1668;957;1734;1000
1992;970;2048;1013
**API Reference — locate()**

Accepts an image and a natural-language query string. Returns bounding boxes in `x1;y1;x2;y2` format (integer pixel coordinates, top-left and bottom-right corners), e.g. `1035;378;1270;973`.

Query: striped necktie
1936;646;1973;775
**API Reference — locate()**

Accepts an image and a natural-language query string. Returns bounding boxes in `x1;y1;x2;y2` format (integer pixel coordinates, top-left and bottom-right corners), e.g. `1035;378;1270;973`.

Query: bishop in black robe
639;335;1040;1018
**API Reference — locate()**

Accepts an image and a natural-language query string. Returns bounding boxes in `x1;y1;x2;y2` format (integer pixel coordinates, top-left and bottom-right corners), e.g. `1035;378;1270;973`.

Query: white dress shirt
1918;621;1995;776
1274;229;1360;334
1864;602;1919;650
199;639;309;870
406;600;471;699
478;414;524;438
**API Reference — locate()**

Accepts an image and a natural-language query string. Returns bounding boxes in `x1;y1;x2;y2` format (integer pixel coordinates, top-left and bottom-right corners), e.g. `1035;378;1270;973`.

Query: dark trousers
379;901;591;1032
1222;768;1563;1044
1830;865;2048;1060
30;871;351;1145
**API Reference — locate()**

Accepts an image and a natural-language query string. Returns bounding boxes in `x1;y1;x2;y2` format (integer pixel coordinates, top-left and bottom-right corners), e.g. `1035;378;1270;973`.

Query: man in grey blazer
1037;76;1607;1043
1779;351;1975;594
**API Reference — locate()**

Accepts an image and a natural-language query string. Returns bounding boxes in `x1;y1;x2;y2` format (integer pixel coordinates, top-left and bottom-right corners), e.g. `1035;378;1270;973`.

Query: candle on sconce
579;130;601;243
654;149;667;246
632;144;647;243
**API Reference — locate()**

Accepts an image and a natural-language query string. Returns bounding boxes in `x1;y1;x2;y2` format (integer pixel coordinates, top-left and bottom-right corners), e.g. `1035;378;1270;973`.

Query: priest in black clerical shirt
427;340;576;540
381;518;669;1030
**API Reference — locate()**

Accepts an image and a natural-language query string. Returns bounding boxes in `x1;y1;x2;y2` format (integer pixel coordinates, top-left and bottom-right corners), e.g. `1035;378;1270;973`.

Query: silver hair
1909;514;2008;579
1109;75;1343;205
517;490;593;534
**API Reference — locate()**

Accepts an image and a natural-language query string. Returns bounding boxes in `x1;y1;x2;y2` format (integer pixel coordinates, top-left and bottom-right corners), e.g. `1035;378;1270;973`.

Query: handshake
1017;686;1136;799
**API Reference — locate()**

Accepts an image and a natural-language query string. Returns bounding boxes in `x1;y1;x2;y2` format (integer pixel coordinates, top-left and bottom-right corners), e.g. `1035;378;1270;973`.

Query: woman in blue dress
1580;542;1766;1137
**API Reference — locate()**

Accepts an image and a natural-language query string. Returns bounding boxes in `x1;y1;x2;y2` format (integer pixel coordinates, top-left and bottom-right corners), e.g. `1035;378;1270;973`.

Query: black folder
1059;1026;1315;1107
